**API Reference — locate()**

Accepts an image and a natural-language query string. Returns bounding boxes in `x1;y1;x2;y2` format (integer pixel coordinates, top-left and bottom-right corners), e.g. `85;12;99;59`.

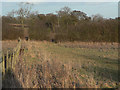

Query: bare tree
15;2;33;29
56;6;71;17
7;10;15;18
56;6;71;27
91;14;104;22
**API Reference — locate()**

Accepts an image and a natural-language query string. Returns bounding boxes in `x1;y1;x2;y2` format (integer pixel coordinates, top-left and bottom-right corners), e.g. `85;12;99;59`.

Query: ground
2;40;119;88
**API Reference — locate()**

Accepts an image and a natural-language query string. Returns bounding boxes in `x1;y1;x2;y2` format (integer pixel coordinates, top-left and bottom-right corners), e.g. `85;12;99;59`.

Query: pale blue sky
2;2;118;18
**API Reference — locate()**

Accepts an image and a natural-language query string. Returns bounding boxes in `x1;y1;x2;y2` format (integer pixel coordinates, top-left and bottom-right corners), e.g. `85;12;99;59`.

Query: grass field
2;40;118;88
2;40;18;53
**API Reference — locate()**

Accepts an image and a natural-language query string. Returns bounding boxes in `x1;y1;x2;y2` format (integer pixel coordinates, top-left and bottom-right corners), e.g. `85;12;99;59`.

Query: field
2;40;118;88
2;40;18;53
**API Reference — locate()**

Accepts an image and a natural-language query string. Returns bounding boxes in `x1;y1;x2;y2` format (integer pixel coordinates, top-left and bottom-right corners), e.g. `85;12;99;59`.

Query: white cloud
1;0;119;2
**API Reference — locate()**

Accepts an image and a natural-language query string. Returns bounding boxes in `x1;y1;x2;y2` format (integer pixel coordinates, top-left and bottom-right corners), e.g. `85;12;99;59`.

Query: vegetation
2;41;118;88
2;17;24;40
1;5;118;42
1;3;119;88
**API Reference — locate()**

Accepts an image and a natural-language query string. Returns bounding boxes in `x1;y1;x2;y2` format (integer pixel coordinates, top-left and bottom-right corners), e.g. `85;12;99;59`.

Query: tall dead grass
11;41;118;88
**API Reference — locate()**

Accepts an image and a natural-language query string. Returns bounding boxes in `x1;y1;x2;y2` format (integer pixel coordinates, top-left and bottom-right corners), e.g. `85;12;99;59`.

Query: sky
1;0;119;2
1;2;118;19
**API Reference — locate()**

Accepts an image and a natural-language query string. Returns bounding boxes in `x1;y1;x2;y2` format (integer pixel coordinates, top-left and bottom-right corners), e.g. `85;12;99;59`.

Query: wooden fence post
2;54;5;75
8;52;10;69
9;55;11;70
12;52;14;71
6;51;8;71
14;53;16;66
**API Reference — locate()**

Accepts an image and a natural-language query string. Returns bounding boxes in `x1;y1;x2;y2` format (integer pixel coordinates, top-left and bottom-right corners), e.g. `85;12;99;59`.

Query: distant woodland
2;5;118;42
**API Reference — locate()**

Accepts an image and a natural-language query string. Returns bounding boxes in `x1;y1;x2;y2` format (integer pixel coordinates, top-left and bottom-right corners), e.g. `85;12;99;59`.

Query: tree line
2;6;118;42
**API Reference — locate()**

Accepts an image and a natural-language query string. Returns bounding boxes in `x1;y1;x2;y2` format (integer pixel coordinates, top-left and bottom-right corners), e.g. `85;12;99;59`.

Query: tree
56;7;72;33
57;6;71;17
15;2;33;29
56;6;71;28
46;13;57;32
71;10;88;20
91;14;104;22
7;10;15;18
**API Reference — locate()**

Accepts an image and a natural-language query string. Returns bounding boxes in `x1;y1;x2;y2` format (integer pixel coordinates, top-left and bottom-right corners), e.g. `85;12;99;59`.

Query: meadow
2;40;118;88
1;2;119;88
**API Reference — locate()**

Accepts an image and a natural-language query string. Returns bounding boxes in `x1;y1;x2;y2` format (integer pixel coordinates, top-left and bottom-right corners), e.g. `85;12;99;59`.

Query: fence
2;38;22;76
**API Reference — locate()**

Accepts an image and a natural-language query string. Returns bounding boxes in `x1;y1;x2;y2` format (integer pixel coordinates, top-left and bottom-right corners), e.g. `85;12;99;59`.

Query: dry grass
2;40;119;88
2;40;18;53
58;41;118;49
